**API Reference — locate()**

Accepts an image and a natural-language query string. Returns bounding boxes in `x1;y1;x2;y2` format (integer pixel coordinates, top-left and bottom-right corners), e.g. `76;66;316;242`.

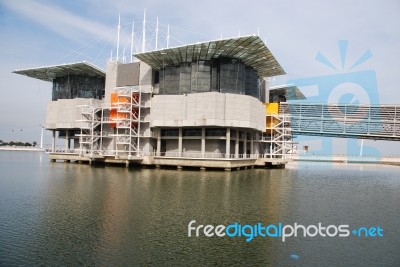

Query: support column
52;130;56;152
65;130;69;151
254;139;259;156
178;128;182;157
250;132;254;156
156;128;161;156
244;131;247;158
201;127;205;158
225;128;231;158
235;129;239;158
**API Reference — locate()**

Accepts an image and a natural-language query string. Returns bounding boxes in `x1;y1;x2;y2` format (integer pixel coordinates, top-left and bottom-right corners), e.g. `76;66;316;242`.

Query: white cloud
2;0;115;44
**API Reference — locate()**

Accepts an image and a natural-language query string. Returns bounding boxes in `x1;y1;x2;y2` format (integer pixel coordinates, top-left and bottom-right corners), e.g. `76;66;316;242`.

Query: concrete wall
150;92;265;131
104;61;118;103
141;138;153;154
116;62;140;87
182;139;201;153
139;62;153;93
204;139;221;153
45;98;103;129
165;139;178;156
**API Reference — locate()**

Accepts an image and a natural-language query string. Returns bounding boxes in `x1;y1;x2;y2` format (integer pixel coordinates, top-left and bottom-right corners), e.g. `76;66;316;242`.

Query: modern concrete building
14;35;305;170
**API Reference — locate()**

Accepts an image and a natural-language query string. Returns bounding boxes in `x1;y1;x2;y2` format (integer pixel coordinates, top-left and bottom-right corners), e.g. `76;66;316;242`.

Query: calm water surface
0;151;399;266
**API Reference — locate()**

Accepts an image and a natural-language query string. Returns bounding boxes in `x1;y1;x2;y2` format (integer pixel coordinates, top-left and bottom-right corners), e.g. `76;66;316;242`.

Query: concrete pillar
156;128;161;156
225;128;231;158
178;128;183;157
65;130;69;151
201;127;205;158
200;167;206;171
177;165;182;170
125;161;130;168
235;130;239;158
244;131;247;158
250;132;254;156
254;140;259;155
52;130;56;152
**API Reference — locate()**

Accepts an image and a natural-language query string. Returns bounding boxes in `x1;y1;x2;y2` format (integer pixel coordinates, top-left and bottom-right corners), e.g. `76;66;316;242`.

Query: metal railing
280;102;400;140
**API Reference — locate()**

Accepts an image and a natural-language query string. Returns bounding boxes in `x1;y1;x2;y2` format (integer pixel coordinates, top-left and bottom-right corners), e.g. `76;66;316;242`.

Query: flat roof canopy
269;85;306;100
13;61;105;82
135;35;285;78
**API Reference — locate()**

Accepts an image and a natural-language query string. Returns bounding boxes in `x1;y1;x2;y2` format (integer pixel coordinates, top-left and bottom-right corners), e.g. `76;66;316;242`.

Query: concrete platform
47;152;290;170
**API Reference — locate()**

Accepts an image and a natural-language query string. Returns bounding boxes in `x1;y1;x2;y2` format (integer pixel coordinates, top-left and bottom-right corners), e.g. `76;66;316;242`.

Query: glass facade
158;58;261;100
52;75;105;100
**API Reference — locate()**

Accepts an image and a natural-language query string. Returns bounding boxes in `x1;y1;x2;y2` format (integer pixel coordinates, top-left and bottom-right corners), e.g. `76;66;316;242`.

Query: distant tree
32;141;37;147
0;140;3;144
9;141;15;146
24;142;32;147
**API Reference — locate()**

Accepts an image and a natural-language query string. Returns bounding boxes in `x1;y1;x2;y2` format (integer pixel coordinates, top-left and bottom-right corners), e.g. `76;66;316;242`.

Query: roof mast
131;21;135;63
116;14;121;61
155;17;159;50
167;24;170;48
142;9;146;53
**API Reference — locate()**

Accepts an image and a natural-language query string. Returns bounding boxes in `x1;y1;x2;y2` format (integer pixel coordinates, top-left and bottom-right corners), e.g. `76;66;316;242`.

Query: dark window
191;61;211;93
52;75;105;100
161;128;179;136
183;128;202;137
206;128;226;136
157;58;261;100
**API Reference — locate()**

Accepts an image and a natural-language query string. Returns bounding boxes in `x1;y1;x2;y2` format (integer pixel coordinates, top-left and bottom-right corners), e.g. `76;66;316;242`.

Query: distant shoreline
292;155;400;166
0;147;45;152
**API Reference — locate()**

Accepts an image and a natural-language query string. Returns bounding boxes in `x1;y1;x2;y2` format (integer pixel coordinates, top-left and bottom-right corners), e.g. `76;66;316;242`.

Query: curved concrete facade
150;92;265;131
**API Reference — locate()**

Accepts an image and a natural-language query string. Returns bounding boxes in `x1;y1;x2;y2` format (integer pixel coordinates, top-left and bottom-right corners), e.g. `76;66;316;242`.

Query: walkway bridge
279;103;400;141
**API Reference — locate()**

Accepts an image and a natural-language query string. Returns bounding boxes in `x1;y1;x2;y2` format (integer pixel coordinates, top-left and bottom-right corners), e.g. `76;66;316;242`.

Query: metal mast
142;9;146;53
116;14;121;61
167;24;170;48
131;21;135;63
155;17;159;50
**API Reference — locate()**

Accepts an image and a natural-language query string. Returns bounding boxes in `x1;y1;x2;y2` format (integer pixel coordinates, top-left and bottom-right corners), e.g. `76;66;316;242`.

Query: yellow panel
263;103;279;133
265;103;279;115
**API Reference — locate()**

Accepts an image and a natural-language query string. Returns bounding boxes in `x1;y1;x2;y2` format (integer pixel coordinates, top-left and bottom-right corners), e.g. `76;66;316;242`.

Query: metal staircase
77;105;102;156
262;114;294;159
76;86;150;159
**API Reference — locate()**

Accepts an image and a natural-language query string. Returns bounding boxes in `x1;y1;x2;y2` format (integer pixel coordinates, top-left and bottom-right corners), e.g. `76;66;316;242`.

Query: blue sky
0;0;399;154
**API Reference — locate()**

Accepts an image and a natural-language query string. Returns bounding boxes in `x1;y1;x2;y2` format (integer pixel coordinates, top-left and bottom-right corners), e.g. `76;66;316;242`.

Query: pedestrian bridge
279;103;400;141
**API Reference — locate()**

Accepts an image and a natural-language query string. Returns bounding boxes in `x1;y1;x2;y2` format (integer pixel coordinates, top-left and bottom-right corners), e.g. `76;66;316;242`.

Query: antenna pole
167;24;170;48
155;17;159;50
116;14;121;61
131;21;135;62
142;9;146;52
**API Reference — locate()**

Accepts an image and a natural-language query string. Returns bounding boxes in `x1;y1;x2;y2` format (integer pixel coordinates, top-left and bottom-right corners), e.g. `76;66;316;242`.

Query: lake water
0;151;399;266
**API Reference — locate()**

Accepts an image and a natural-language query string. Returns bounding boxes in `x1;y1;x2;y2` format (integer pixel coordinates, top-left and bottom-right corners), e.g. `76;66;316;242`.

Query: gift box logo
287;40;381;158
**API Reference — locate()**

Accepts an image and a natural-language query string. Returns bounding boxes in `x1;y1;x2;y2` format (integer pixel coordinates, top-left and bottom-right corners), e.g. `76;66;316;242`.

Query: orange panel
110;92;128;128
